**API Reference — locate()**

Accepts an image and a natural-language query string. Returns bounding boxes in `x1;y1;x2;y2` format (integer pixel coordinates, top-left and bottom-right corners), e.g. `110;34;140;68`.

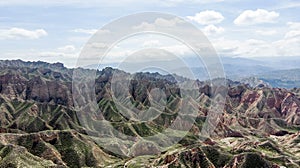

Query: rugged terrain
0;60;299;168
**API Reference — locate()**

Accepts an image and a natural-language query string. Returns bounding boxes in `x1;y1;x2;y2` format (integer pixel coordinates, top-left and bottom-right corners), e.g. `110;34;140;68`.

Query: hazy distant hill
85;56;300;88
257;68;300;88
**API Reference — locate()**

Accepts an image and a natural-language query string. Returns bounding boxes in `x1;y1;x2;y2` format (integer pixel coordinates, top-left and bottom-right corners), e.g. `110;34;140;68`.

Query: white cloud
68;36;90;43
287;22;300;30
187;10;224;25
58;45;76;52
212;37;275;57
89;42;109;49
272;1;300;10
161;44;192;56
212;30;300;57
72;29;98;35
143;40;160;47
0;0;224;7
274;37;300;56
202;25;224;36
152;0;224;7
216;21;297;57
284;30;300;39
154;17;184;27
283;22;300;39
0;28;47;40
133;22;155;30
255;30;277;36
245;39;266;46
234;9;279;26
133;17;184;30
39;51;78;58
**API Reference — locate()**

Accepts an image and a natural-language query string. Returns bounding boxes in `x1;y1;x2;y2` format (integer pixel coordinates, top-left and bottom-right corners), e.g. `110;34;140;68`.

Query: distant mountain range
85;56;300;88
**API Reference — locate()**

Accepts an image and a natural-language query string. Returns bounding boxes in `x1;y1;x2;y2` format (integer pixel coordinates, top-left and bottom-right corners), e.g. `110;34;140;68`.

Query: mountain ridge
0;60;299;167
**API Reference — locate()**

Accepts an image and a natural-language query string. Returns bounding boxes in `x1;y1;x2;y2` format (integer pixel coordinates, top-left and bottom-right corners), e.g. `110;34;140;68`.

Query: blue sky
0;0;299;67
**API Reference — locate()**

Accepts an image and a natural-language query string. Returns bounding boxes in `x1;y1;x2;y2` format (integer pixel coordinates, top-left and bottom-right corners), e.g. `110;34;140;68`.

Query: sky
0;0;299;67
